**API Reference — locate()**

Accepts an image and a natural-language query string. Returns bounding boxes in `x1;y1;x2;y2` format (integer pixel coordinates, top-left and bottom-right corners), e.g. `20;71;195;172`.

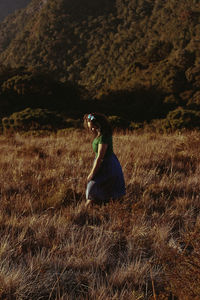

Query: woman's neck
97;131;101;137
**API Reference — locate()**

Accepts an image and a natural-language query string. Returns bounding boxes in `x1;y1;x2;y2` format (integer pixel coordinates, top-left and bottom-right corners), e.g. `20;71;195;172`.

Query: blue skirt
86;153;126;202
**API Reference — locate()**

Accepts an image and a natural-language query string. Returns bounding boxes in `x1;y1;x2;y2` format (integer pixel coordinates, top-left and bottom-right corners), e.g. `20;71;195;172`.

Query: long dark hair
84;113;112;135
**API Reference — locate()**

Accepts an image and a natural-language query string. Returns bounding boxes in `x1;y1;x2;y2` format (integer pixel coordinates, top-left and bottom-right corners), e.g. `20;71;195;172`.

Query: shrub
179;90;194;104
185;66;200;88
2;108;67;133
1;74;37;96
186;91;200;107
65;118;82;128
142;119;171;133
163;94;179;107
129;122;144;131
144;107;200;132
166;107;200;130
108;115;130;129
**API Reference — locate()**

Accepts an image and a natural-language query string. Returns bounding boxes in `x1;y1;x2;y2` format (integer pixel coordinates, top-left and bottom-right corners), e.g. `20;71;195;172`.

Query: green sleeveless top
92;134;113;158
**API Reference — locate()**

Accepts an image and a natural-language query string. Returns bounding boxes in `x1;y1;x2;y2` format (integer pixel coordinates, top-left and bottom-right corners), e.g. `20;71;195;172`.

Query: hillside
0;0;200;128
0;0;30;22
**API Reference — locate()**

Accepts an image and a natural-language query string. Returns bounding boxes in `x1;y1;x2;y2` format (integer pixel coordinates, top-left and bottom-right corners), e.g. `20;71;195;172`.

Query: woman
84;113;125;206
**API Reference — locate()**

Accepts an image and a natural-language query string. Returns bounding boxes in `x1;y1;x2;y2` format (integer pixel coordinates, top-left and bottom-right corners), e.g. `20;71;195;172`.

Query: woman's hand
87;144;108;182
87;172;94;182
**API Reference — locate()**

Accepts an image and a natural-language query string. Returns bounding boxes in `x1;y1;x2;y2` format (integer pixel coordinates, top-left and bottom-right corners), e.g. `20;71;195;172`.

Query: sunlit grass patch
0;130;199;298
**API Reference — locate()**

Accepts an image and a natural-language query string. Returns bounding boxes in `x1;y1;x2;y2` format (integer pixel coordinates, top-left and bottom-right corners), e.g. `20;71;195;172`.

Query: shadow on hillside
0;69;84;118
0;68;179;123
94;87;172;122
62;0;116;20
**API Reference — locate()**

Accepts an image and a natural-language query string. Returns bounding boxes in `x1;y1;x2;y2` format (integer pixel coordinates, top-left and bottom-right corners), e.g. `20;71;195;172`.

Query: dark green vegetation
0;0;200;131
2;108;67;133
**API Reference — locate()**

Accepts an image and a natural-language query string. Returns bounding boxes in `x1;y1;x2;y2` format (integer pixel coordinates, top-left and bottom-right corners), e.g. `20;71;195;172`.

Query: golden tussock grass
0;129;200;299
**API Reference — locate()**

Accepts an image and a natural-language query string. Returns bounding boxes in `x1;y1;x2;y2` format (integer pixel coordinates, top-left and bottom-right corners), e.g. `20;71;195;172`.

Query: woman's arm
87;143;108;182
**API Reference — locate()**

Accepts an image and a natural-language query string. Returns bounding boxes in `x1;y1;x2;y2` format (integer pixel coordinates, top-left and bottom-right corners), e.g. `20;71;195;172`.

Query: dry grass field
0;129;200;299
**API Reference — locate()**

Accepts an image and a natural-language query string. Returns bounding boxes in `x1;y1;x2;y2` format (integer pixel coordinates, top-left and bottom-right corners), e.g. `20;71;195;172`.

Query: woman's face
88;121;97;133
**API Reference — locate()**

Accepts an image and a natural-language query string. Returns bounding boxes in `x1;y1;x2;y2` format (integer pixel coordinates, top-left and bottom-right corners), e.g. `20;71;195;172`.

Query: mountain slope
0;0;199;120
